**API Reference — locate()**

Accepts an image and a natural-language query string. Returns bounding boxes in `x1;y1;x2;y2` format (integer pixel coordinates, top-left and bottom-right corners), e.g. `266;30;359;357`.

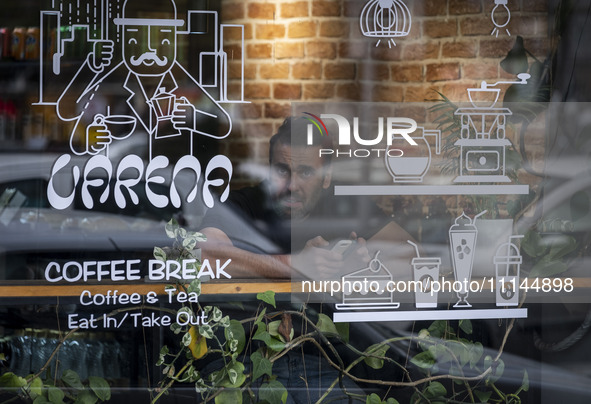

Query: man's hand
292;234;370;279
91;40;114;72
86;117;112;154
172;97;196;131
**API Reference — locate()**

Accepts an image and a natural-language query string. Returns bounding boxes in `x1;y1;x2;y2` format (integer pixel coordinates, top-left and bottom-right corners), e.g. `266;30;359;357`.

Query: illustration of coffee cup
93;114;136;140
408;241;441;308
412;257;441;308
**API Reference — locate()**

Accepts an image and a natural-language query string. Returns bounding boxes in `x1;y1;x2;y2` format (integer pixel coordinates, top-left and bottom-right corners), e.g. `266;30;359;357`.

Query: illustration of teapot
385;126;441;183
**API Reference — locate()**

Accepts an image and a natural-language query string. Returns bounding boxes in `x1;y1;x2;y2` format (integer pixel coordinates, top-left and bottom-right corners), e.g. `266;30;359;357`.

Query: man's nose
286;175;299;192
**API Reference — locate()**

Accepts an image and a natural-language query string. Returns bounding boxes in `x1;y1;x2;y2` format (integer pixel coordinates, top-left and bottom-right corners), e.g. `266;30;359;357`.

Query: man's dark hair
269;117;334;166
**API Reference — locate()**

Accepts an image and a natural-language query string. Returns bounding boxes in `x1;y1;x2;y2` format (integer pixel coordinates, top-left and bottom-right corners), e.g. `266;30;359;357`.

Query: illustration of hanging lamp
491;0;511;37
360;0;411;48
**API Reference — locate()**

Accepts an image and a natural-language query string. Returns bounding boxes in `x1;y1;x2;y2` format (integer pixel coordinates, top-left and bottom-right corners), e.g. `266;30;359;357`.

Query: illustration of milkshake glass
449;211;487;307
408;241;441;308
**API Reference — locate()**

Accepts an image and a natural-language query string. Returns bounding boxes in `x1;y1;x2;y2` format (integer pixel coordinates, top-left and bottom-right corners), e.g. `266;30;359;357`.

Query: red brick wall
220;0;549;178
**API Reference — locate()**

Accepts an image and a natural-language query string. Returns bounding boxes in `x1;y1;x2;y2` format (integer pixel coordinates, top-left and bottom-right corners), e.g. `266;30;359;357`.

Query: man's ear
322;166;332;189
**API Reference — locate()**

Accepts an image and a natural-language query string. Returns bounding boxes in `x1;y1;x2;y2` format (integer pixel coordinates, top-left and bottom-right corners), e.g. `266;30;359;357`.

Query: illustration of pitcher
449;210;487;307
385;126;441;183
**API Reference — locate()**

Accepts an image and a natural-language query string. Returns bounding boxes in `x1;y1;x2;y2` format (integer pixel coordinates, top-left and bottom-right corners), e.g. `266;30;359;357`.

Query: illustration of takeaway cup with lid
449;211;487;307
494;235;524;306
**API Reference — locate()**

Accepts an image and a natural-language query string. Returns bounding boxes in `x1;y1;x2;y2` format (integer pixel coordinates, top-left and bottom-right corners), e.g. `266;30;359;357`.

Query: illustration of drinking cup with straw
494;235;524;306
408;240;441;308
449;210;487;308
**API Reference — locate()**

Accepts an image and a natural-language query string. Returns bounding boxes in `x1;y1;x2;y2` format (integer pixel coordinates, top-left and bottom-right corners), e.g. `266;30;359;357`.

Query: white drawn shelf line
333;308;527;323
334;184;530;196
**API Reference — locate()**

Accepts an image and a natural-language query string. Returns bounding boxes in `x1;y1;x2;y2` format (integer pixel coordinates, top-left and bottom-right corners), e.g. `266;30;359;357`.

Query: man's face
123;24;176;76
269;143;331;220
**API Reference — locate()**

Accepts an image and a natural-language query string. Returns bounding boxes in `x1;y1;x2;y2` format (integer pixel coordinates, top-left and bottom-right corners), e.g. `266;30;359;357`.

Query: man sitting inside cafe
198;116;415;280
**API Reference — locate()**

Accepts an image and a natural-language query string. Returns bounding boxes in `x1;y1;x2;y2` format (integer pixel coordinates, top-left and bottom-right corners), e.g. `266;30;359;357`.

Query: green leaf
445;341;470;367
48;386;65;404
165;218;179;238
259;380;288;404
61;369;83;390
199;324;214;339
188;231;207;242
212;307;223;322
33;397;52;404
255;307;267;326
386;398;400;404
187;279;202;295
474;390;492;403
215;389;242;404
225;320;246;355
489;359;505;383
546;235;577;260
411;351;436;370
506;199;522;217
28;376;43;397
0;372;27;389
424;381;447;399
267;320;281;338
182;236;197;250
427;320;447;338
469;342;484;369
153;246;167;261
88;377;110;401
335;322;349;343
366;393;382;404
171;322;182;334
529;258;568;277
521;369;530;392
253;323;285;351
364;343;390;370
74;390;98;404
459;319;472;335
522;231;547;258
220;362;246;388
182;332;193;347
256;291;276;308
316;313;339;335
251;351;273;380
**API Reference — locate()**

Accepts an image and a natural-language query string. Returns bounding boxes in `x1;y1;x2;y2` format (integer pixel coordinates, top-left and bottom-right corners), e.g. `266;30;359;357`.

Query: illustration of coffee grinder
494;235;524;306
453;73;529;183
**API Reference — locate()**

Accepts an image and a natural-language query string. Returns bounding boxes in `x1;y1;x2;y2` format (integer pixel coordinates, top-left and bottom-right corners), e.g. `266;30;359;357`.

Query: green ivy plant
0;368;110;404
410;320;528;404
152;219;529;404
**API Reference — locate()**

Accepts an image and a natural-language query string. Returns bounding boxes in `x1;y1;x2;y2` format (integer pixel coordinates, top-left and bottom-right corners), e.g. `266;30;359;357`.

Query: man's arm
199;227;292;279
199;227;356;280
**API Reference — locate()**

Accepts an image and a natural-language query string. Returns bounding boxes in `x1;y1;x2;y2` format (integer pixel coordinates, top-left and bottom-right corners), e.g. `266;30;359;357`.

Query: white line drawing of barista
56;0;232;158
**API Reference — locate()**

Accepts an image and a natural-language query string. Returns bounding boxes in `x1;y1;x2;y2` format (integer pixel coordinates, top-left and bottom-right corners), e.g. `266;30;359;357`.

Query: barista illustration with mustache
57;0;231;158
